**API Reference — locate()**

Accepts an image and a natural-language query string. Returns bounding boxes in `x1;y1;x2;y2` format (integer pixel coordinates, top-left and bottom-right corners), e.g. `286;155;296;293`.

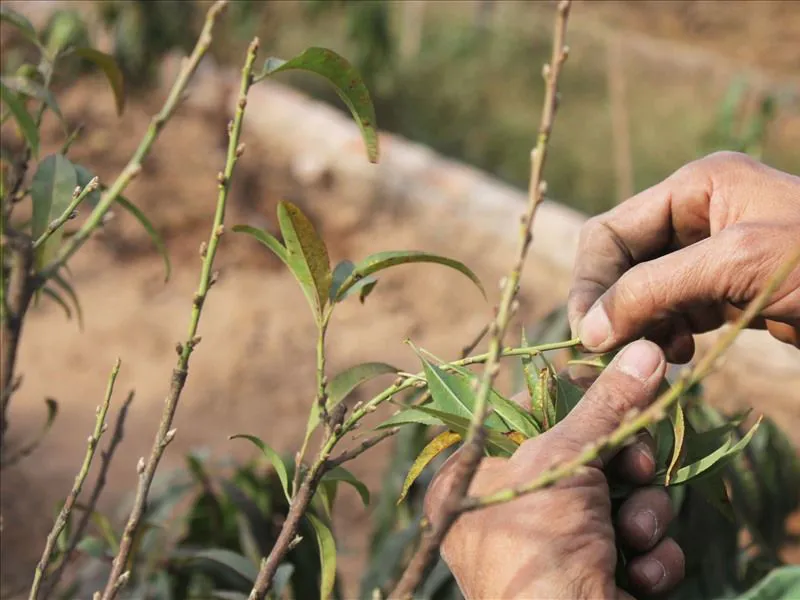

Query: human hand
568;151;800;360
424;340;685;599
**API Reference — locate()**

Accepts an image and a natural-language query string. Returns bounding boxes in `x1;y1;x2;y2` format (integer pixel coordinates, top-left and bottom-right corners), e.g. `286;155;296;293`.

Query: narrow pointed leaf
116;196;171;282
31;153;77;267
0;6;38;46
376;407;441;430
664;416;763;486
412;405;518;456
398;431;461;504
322;466;370;506
1;75;63;122
329;260;355;301
734;565;800;600
74;47;125;115
278;201;331;319
183;548;258;585
554;374;584;422
232;224;289;265
229;434;290;502
258;47;379;163
306;513;337;600
304;362;398;448
52;271;83;329
339;251;484;300
42;286;71;319
1;81;39;157
665;401;686;485
357;278;377;303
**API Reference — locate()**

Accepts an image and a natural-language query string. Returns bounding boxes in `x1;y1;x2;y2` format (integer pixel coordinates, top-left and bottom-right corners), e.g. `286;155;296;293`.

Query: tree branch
98;33;258;600
389;3;572;596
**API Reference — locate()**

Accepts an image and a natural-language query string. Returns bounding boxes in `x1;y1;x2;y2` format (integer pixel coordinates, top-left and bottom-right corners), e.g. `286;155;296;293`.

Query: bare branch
327;428;399;469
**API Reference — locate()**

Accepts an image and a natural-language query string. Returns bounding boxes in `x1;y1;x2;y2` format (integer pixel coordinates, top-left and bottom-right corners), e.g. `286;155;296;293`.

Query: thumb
551;340;666;468
577;224;800;352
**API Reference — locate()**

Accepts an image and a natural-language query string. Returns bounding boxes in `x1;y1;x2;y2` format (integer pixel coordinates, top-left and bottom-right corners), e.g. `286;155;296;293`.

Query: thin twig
389;3;572;596
38;0;230;284
99;34;257;600
33;177;99;251
29;359;122;600
463;246;800;510
460;323;488;358
327;428;399;469
42;392;134;599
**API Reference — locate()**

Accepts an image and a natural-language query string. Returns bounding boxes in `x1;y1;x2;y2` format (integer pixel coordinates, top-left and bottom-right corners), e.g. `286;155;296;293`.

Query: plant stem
389;5;572;595
463;246;800;511
327;428;399;468
42;392;133;600
38;1;229;284
98;35;257;600
32;177;98;251
29;359;122;600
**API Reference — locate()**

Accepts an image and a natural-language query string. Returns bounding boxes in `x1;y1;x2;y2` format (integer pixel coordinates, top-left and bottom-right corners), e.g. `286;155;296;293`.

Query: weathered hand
424;340;685;599
568;151;800;359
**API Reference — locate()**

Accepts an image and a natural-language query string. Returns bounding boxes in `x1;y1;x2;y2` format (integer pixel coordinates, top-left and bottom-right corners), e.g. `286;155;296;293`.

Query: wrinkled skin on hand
424;340;685;599
569;151;800;360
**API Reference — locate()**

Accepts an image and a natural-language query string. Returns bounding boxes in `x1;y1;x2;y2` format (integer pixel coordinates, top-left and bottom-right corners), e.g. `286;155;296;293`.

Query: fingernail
638;558;666;589
632;509;658;546
579;304;611;348
617;341;662;382
635;443;655;475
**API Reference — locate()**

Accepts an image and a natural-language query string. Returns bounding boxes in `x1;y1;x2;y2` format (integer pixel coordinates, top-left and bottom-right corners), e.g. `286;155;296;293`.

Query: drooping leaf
398;431;461;504
278;201;331;320
306;512;337;600
183;548;258;585
664;416;763;486
42;286;71;319
51;271;83;329
0;6;39;46
30;153;77;267
322;466;370;507
357;278;377;303
257;47;379;163
376;407;442;430
74;47;125;115
329;260;355;301
665;401;686;485
338;251;484;301
412;405;518;457
418;356;508;432
304;362;399;449
1;74;63;122
330;258;378;304
115;196;171;282
1;81;39;158
232;224;289;265
228;434;290;502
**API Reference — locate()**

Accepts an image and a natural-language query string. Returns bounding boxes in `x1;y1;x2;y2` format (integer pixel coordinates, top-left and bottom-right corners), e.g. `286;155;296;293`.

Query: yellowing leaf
665;400;686;485
398;431;461;504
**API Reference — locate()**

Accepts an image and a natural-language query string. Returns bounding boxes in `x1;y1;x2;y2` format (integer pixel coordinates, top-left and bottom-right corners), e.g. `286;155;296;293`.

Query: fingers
547;340;666;467
615;487;673;552
627;538;685;596
577;224;800;352
568;157;715;336
607;432;656;484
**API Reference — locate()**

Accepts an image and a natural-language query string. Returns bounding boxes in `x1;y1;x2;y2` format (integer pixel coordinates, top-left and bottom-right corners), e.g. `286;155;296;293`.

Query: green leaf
398;431;461;504
184;548;258;585
732;565;800;600
329;260;355;301
272;563;295;600
664;416;763;486
115;196;171;282
74;47;125;116
356;278;377;303
76;535;107;559
1;81;39;158
72;163;103;205
258;47;379;163
413;405;518;457
1;75;63;123
277;201;331;320
52;271;83;329
303;362;398;450
329;259;379;304
322;466;370;507
306;513;337;600
376;407;442;430
0;6;39;45
665;401;686;485
42;286;71;319
338;251;484;301
30;153;77;267
419;356;508;432
554;375;584;422
233;224;290;263
228;435;290;502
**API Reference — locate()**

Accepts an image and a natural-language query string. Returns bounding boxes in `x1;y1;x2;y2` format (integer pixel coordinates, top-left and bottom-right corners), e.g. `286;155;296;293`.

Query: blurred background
1;1;799;598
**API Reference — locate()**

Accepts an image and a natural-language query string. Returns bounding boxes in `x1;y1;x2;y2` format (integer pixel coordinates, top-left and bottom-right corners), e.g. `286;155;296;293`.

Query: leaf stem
98;32;257;600
28;358;121;600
